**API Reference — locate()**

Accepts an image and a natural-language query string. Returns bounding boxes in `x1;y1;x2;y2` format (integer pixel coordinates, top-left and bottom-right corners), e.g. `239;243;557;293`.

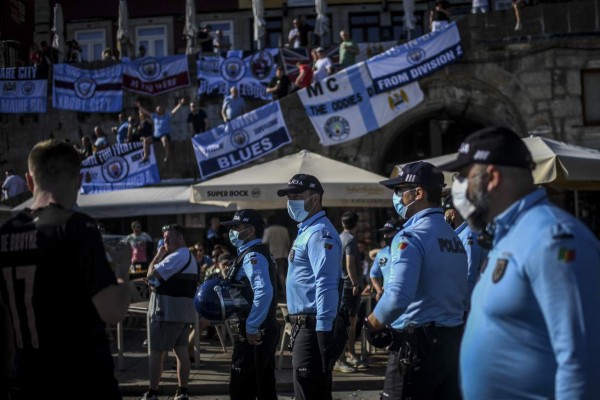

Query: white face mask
451;178;476;220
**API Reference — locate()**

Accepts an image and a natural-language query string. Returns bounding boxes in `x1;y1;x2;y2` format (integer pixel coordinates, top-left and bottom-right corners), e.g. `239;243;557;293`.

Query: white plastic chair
277;303;293;370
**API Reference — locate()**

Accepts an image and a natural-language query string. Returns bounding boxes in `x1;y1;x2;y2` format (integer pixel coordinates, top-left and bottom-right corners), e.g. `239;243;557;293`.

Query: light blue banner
0;66;47;113
192;101;291;179
81;142;160;194
53;63;123;112
366;22;462;94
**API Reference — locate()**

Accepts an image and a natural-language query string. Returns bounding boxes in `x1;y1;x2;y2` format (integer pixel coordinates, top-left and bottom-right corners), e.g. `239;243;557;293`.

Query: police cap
380;161;444;189
277;173;324;196
377;219;402;233
437;126;535;171
221;209;264;229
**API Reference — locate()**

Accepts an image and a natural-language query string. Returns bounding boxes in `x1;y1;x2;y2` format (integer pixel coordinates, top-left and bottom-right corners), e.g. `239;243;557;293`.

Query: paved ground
123;390;383;400
112;314;387;399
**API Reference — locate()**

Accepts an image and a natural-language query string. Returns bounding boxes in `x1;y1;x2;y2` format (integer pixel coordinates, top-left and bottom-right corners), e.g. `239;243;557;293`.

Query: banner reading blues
81;142;160;194
192;101;291;179
298;63;423;146
366;22;462;94
123;55;190;95
197;49;280;100
0;66;47;113
53;63;123;112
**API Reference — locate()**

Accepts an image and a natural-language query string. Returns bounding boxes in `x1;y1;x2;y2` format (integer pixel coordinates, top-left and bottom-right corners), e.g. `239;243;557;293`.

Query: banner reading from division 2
298;63;423;146
192;101;291;179
366;22;462;94
80;142;160;194
0;66;47;113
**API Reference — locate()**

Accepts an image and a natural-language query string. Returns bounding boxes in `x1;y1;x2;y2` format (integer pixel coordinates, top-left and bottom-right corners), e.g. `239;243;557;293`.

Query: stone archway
372;73;530;176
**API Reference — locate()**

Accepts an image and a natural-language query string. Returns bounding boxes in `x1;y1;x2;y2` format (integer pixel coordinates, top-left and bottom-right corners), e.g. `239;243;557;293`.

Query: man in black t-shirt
0;140;131;399
187;101;210;135
266;66;291;101
198;25;214;54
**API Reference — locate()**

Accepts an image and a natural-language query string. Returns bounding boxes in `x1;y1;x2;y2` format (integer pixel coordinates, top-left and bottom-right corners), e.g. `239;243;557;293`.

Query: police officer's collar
298;210;326;231
455;221;468;235
237;238;262;254
402;207;444;229
492;188;547;244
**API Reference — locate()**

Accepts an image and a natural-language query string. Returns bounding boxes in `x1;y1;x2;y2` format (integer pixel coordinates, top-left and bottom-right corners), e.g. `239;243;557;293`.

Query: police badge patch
492;259;508;283
288;249;295;263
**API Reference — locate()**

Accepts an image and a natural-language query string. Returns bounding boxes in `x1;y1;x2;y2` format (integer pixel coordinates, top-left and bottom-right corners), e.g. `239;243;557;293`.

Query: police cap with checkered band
221;209;264;229
277;173;324;196
380;161;445;189
437;126;535;171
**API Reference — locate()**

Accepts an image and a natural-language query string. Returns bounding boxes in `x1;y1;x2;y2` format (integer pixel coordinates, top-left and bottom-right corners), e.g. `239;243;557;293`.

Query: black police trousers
381;324;463;400
229;318;281;400
292;325;333;400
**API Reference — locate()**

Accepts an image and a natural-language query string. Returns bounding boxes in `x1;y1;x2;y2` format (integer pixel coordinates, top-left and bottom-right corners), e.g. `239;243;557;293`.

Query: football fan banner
80;142;160;194
0;66;47;113
123;55;190;95
197;49;280;100
298;63;423;146
366;22;462;94
192;101;291;179
53;63;123;112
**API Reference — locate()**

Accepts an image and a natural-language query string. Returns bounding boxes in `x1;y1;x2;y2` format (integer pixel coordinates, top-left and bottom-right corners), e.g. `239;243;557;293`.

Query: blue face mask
392;189;416;219
229;226;250;248
287;194;316;222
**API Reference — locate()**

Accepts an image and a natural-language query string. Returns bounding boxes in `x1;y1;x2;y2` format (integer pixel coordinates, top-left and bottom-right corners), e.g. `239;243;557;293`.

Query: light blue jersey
286;210;342;331
373;208;467;330
460;188;600;399
455;222;487;310
369;245;392;286
234;239;274;335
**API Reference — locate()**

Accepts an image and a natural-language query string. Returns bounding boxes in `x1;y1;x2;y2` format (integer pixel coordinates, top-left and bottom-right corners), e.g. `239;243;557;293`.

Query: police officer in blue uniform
442;194;488;313
221;209;280;400
369;219;402;302
364;161;468;400
277;173;344;400
438;127;600;399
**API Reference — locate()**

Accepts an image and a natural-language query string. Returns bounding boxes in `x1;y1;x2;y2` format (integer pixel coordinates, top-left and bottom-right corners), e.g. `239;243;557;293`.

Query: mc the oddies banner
123;55;190;96
298;63;424;146
80;142;160;194
0;66;47;113
53;63;123;112
197;49;280;100
366;22;462;94
192;101;291;179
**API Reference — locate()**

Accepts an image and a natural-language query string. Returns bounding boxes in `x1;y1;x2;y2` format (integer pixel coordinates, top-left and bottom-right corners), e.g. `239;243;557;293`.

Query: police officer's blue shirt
369;245;392;286
455;222;487;309
287;210;342;331
460;188;600;399
373;208;467;330
234;238;273;335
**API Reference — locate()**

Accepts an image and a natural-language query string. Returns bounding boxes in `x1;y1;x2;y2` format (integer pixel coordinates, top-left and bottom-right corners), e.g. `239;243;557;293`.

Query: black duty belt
286;314;317;328
393;323;463;337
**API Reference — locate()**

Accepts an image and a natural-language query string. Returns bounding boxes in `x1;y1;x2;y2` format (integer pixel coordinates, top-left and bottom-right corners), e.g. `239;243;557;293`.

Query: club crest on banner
138;58;162;80
22;82;35;95
250;50;273;80
407;48;426;64
102;156;129;183
230;130;250;148
3;82;16;93
387;89;409;111
221;57;246;82
74;77;97;99
324;115;350;142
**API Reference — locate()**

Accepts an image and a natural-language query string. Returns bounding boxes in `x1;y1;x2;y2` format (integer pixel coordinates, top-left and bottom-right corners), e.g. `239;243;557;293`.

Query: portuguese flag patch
558;247;575;262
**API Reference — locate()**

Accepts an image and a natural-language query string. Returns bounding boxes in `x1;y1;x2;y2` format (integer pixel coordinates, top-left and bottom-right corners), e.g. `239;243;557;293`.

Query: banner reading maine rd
366;22;462;94
192;101;291;179
0;66;47;113
80;142;160;194
197;49;280;100
53;63;123;112
123;55;190;96
298;63;423;146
